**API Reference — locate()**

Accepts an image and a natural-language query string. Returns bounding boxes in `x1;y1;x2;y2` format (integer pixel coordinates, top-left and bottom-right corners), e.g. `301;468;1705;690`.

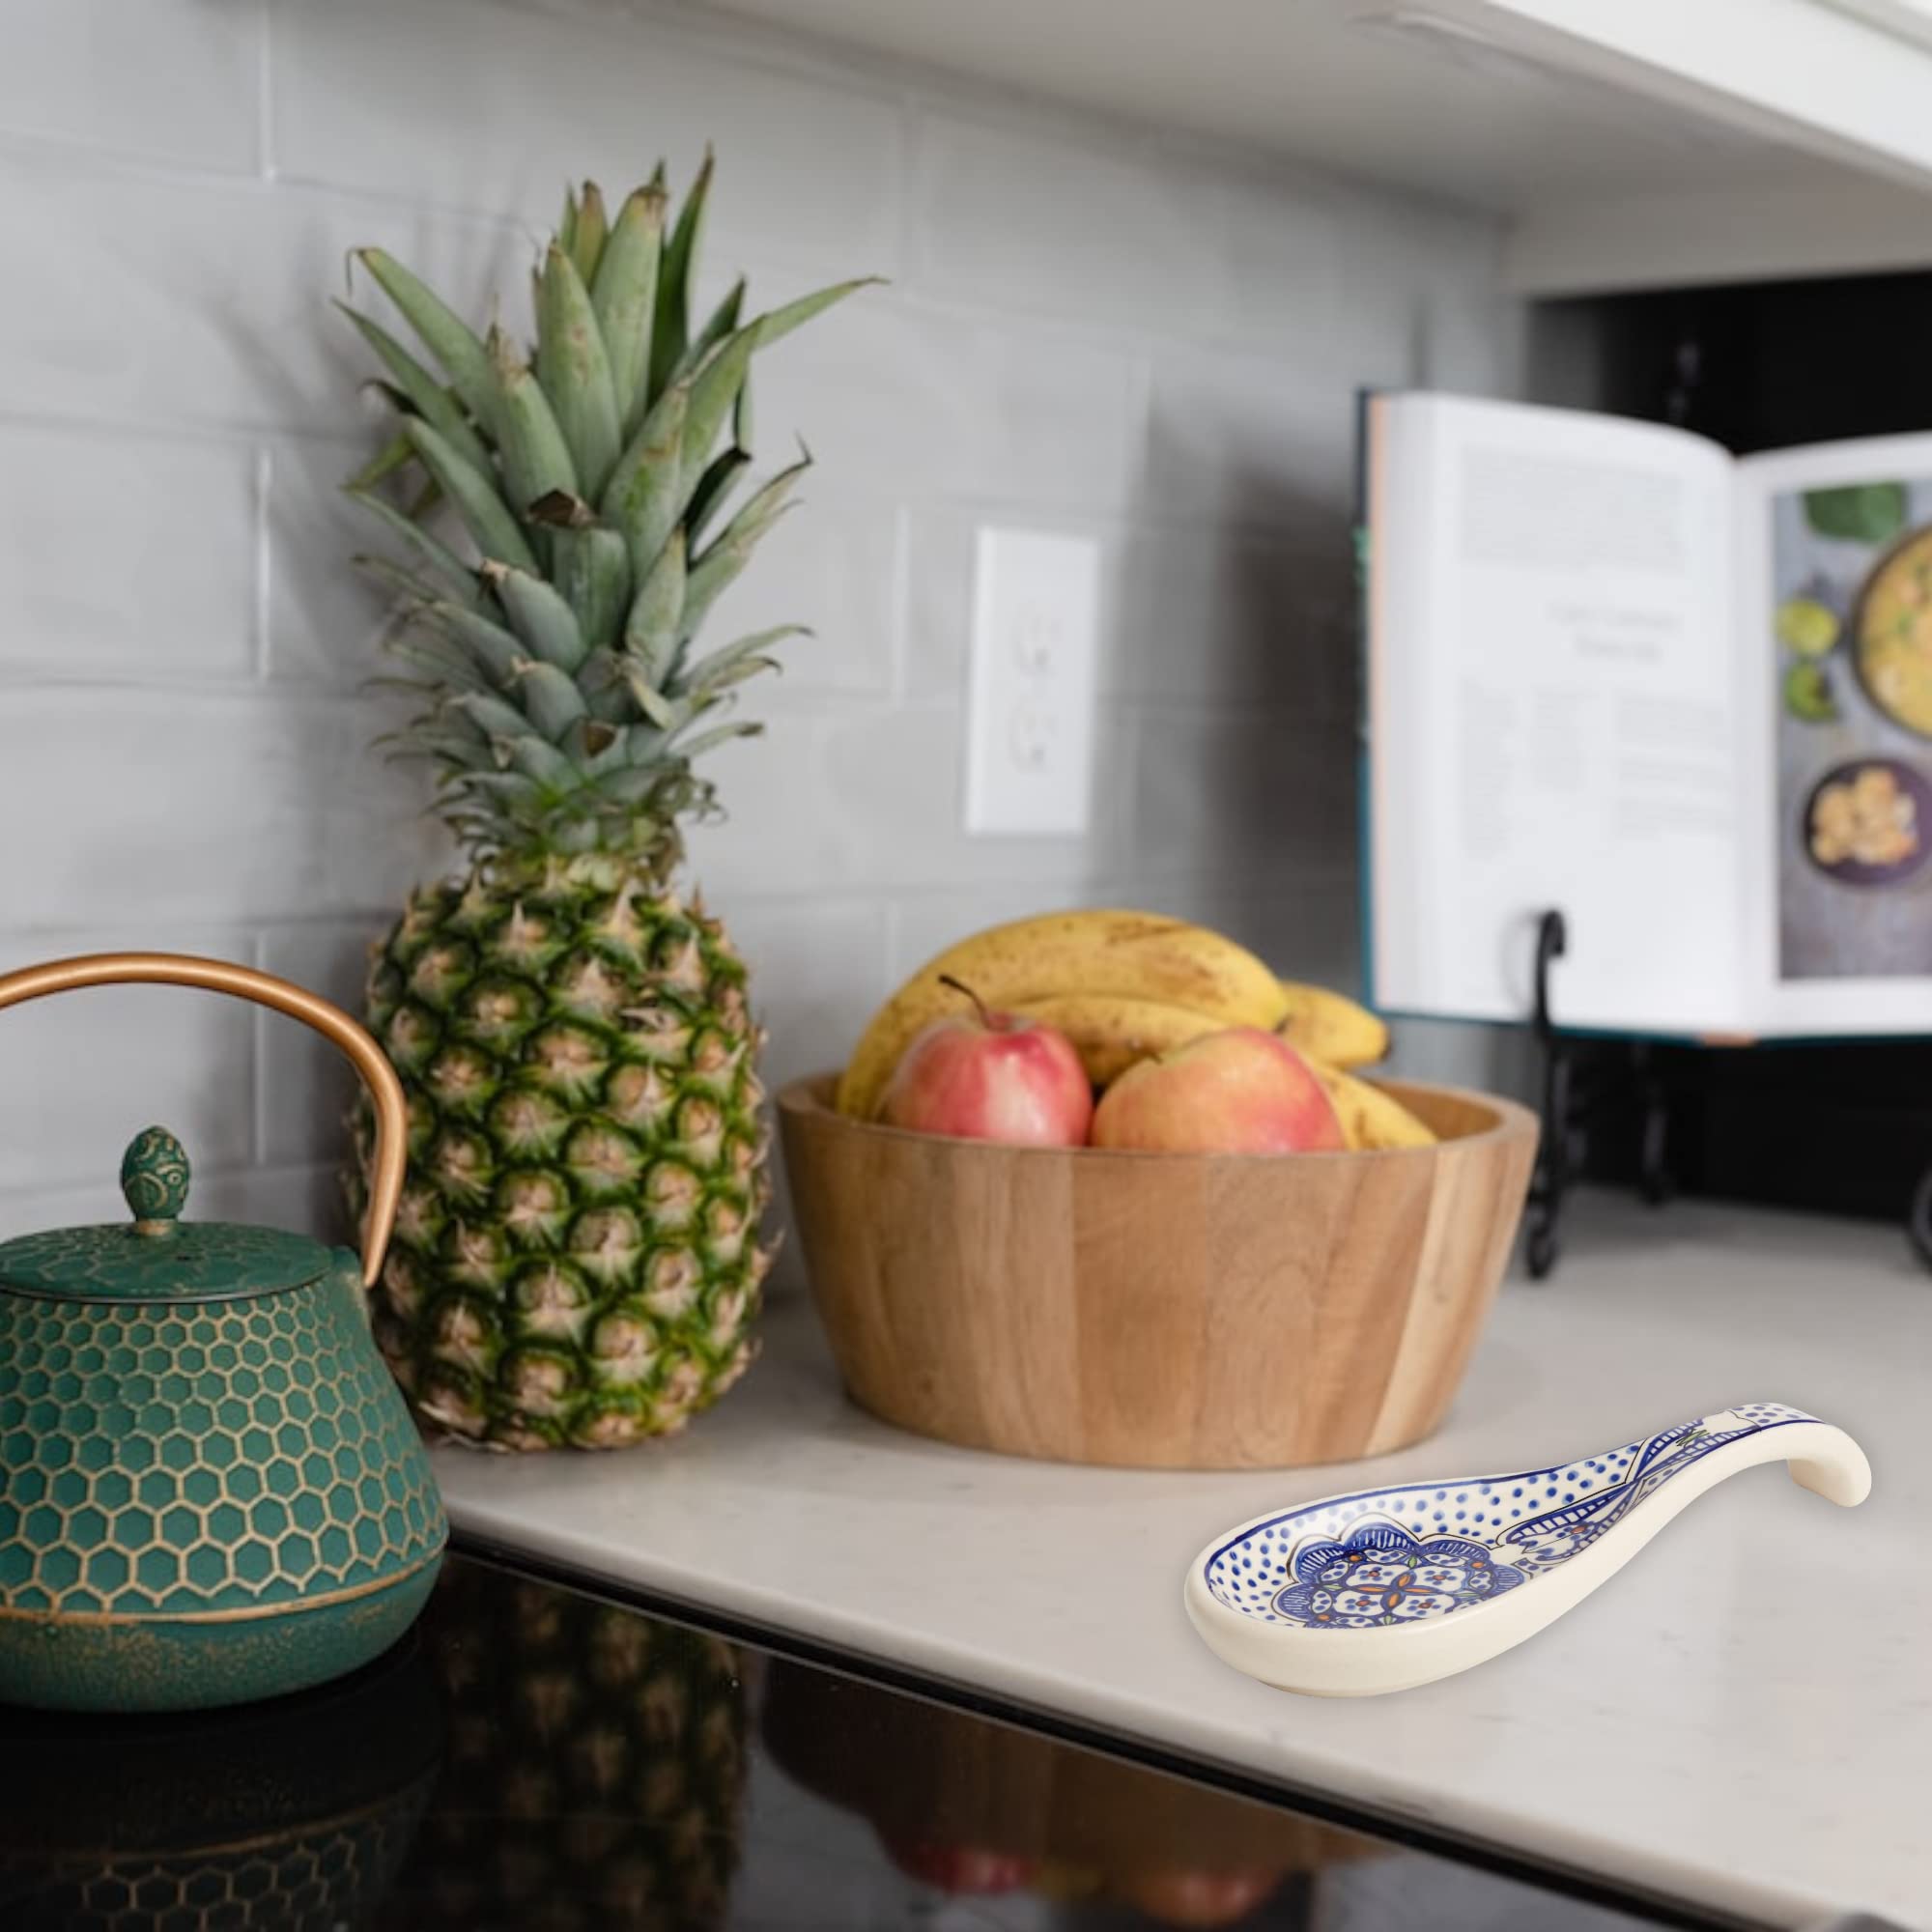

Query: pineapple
341;163;871;1447
414;1560;747;1930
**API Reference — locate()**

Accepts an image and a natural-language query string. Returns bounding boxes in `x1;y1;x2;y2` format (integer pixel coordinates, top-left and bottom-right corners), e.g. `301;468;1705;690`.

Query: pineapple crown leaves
340;158;879;868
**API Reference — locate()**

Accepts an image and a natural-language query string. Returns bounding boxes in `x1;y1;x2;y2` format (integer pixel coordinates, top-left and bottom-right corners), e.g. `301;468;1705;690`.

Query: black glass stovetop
0;1552;1747;1931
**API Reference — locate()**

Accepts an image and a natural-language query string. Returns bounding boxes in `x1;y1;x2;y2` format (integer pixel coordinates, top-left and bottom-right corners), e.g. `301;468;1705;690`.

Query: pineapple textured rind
355;856;773;1450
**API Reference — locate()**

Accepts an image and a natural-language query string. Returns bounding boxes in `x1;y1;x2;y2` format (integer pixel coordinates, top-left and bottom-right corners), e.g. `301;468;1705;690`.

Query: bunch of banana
1308;1062;1435;1151
1276;980;1388;1068
836;911;1285;1120
838;909;1435;1151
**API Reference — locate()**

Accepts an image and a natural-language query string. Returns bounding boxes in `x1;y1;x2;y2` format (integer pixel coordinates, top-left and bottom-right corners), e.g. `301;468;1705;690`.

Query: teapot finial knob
121;1126;189;1234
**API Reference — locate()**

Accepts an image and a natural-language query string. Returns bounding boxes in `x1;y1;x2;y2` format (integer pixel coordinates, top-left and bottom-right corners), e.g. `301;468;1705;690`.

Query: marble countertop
433;1193;1929;1930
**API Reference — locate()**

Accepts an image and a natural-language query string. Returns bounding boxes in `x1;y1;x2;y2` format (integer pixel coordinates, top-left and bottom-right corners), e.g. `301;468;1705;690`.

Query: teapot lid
0;1125;335;1304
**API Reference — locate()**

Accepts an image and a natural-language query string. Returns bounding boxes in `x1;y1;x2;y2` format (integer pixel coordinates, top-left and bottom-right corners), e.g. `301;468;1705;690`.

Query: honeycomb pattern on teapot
0;1289;444;1618
9;1811;419;1932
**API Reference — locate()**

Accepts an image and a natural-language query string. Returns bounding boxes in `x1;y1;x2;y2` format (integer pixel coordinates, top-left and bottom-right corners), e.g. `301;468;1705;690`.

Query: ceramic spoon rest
1184;1404;1870;1697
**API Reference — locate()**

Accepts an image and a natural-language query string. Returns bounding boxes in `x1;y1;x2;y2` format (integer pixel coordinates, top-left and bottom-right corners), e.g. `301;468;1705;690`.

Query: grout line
881;897;908;984
4;676;399;709
250;929;271;1170
0;128;269;197
0;409;364;456
886;500;912;702
256;0;276;181
251;442;273;680
894;91;926;301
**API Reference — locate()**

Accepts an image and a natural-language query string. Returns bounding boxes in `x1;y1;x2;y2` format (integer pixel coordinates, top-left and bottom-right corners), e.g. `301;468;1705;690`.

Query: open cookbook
1364;390;1932;1039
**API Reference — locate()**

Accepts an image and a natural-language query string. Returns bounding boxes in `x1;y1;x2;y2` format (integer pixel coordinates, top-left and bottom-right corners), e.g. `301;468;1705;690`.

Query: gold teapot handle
0;952;407;1290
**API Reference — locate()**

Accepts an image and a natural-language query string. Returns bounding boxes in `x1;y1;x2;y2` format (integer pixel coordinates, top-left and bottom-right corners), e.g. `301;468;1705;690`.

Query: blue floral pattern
1273;1521;1528;1628
1201;1405;1819;1633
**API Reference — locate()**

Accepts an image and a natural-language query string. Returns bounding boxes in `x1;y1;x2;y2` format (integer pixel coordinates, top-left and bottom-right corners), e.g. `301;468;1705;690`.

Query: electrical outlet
964;526;1101;836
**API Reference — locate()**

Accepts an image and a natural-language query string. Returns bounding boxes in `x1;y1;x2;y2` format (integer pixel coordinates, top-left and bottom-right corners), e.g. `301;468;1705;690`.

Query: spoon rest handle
1594;1406;1869;1523
1747;1412;1870;1507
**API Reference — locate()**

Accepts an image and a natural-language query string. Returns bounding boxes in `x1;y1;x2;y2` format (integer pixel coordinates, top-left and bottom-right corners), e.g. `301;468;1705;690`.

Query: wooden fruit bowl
776;1074;1537;1470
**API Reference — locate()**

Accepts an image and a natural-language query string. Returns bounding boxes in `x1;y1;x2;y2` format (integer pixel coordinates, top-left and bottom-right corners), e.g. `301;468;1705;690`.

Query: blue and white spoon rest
1184;1404;1870;1697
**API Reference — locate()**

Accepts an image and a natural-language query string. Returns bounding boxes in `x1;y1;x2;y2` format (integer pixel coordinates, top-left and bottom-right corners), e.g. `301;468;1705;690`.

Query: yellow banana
1310;1062;1435;1151
836;910;1287;1119
1277;980;1388;1068
1010;993;1219;1088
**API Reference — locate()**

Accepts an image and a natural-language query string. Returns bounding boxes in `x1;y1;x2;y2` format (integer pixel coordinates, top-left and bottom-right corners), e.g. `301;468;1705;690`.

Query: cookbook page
1367;392;1744;1033
1738;433;1932;1034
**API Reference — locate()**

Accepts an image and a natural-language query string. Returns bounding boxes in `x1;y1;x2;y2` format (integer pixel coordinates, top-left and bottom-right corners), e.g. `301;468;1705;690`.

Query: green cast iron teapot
0;952;446;1713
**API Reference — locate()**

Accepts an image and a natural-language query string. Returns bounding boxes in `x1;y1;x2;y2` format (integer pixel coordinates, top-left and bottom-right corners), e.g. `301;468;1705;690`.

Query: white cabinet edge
1460;0;1932;184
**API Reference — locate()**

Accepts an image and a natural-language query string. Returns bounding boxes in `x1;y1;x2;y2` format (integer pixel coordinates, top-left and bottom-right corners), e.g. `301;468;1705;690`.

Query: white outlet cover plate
964;526;1101;836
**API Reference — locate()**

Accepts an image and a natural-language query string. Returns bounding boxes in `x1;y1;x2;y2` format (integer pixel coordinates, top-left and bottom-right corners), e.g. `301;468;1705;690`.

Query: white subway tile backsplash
1421;287;1524;396
912;110;1358;368
256;921;382;1170
0;153;526;435
687;698;1135;899
1216;172;1347;359
0;0;263;173
0;422;259;681
755;293;1149;513
1143;345;1359;532
263;436;391;683
1335;195;1507;394
704;489;900;696
0;925;258;1196
0;690;449;928
1386;1016;1534;1095
912;109;1225;345
1130;705;1357;885
899;502;975;702
721;896;893;1096
1114;525;1357;717
269;0;903;276
1122;874;1364;995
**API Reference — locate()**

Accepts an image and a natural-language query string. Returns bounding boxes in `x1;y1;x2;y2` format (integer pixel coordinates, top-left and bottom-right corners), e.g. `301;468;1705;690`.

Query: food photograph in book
1774;476;1932;979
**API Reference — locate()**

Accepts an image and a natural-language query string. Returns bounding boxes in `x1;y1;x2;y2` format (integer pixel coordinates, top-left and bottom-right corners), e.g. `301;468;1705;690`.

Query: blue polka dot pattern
1203;1405;1815;1630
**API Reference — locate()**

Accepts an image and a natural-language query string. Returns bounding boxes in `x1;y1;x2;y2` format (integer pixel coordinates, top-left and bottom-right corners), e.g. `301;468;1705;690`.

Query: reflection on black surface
402;1558;745;1931
762;1657;1347;1928
0;1555;1690;1930
0;1628;442;1929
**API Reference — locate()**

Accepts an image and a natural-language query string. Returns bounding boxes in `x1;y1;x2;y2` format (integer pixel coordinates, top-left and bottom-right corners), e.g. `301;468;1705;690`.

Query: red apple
878;977;1094;1147
1113;1865;1284;1926
1090;1028;1342;1154
879;1835;1037;1893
